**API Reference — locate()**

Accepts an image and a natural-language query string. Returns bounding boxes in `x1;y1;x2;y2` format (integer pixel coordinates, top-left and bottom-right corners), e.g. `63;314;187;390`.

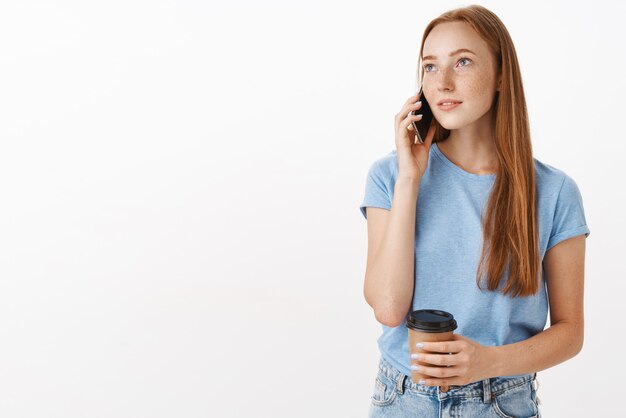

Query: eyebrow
422;48;476;61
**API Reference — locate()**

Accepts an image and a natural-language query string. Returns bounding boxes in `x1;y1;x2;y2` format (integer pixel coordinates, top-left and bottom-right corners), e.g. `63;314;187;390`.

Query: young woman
359;5;590;417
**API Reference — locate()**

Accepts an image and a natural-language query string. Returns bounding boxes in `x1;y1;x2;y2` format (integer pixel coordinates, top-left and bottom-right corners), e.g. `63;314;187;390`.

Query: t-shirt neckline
432;142;496;181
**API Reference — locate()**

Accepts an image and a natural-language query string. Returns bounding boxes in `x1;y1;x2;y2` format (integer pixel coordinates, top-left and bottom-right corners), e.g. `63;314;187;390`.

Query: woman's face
422;21;500;131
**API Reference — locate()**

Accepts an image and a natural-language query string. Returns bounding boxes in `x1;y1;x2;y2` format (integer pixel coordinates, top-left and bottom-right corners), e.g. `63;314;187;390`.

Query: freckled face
421;21;500;130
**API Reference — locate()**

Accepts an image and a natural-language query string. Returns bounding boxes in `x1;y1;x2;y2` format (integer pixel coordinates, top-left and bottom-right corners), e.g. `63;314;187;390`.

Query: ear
497;77;502;92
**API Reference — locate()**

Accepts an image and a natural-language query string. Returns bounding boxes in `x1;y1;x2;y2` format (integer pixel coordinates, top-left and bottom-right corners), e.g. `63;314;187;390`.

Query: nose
436;67;455;92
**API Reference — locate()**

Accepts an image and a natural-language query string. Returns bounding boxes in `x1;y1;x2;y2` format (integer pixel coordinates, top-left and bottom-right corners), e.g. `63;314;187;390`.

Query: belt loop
482;378;492;403
396;373;406;395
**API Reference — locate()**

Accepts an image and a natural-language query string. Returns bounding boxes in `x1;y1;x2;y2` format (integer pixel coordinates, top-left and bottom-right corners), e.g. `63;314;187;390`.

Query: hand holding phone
394;90;436;180
410;86;434;145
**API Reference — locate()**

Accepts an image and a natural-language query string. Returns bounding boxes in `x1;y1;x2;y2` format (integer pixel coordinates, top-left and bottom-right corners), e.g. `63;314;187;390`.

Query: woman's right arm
363;176;421;327
363;91;435;327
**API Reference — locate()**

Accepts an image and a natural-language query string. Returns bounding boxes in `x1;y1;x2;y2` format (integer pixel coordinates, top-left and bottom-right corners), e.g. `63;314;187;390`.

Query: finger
412;352;458;366
418;376;463;387
416;341;461;354
404;100;423;116
405;92;420;104
411;363;458;379
396;100;423;125
404;114;423;131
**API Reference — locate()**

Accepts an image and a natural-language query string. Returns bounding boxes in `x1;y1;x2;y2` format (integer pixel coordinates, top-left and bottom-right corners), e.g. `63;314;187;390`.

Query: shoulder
533;157;581;198
366;149;398;180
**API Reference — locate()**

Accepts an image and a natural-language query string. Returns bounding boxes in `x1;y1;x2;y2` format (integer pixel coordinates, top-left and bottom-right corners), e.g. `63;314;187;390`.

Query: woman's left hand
412;334;498;386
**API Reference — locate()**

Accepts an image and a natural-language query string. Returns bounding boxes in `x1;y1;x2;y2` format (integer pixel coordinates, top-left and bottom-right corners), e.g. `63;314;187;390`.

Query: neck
438;110;499;175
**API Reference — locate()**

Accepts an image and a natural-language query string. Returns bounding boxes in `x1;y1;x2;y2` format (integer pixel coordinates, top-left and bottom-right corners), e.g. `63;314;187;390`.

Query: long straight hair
417;5;540;297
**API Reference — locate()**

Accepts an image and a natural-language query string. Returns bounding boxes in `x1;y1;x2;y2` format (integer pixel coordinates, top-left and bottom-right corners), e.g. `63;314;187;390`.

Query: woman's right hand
394;93;436;181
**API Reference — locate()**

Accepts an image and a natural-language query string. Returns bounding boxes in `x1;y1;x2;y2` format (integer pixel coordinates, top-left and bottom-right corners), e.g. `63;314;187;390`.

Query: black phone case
410;87;434;144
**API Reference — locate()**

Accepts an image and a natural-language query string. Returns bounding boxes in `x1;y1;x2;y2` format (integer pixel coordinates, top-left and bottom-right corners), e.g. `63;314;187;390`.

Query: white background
0;1;623;417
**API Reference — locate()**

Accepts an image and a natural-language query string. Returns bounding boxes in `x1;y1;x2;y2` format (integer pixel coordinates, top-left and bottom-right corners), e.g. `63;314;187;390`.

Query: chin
435;115;471;130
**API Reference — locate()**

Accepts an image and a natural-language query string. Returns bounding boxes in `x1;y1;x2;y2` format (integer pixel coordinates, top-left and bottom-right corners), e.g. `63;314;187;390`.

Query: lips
437;98;462;105
437;101;462;111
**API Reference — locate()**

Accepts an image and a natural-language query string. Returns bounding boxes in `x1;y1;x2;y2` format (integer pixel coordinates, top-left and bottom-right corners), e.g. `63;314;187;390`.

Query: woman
360;5;590;418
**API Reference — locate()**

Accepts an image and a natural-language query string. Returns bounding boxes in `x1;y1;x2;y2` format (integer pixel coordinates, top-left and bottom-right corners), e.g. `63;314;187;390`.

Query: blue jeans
369;356;542;418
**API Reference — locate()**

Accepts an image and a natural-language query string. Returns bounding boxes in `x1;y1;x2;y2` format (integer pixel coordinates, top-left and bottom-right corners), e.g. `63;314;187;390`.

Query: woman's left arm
490;234;586;377
414;234;586;385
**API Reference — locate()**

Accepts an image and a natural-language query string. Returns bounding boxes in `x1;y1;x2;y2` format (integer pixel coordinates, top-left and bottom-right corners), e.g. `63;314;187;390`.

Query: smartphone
410;86;434;144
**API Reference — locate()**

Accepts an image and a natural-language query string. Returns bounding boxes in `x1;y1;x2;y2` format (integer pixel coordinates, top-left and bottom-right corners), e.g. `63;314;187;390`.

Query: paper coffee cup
405;309;457;384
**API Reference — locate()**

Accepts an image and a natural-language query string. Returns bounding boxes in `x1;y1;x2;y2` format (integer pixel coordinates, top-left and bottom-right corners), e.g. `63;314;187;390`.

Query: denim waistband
378;355;537;400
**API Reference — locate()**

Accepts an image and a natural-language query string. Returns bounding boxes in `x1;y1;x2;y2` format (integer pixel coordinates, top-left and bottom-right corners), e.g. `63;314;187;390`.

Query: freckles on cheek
462;73;497;103
465;76;490;95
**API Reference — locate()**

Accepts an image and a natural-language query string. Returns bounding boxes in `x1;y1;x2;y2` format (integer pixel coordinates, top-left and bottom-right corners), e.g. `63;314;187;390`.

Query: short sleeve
359;159;392;220
546;174;590;251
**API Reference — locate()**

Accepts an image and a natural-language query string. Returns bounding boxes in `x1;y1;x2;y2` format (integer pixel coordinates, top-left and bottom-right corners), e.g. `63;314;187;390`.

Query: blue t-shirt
359;142;590;379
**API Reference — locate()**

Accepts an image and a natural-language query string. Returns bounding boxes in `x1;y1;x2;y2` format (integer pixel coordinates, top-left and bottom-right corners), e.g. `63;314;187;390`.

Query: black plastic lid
405;309;457;333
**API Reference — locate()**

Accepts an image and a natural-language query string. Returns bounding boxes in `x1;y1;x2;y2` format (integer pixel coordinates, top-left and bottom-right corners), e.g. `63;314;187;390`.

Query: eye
457;57;472;67
423;57;472;73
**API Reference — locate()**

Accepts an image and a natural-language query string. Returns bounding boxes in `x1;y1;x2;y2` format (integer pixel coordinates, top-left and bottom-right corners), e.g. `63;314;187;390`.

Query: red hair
418;5;540;297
